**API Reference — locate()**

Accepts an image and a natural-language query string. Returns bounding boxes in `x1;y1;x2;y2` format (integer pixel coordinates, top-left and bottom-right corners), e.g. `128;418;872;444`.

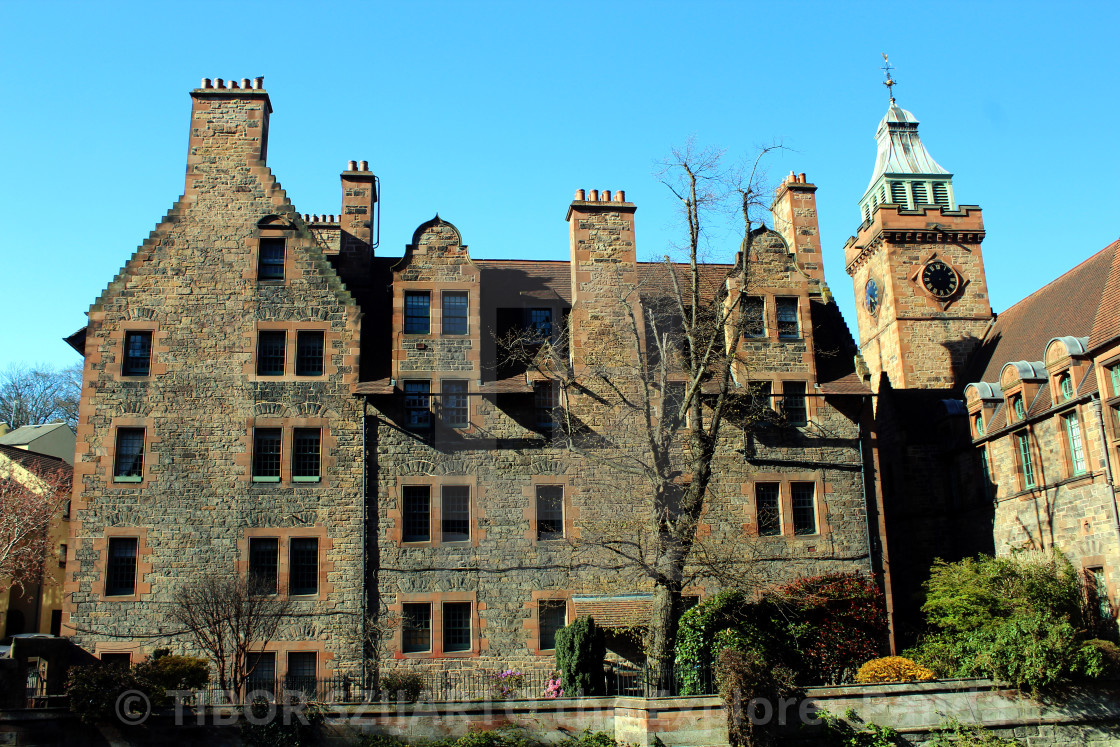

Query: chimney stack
185;76;272;196
771;173;824;282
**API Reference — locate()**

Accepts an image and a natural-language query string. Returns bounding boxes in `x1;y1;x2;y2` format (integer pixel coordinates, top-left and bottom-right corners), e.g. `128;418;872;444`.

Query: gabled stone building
64;78;881;680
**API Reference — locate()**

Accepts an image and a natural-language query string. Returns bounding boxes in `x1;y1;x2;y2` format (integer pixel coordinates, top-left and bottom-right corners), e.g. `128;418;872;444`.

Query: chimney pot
201;78;212;89
359;160;369;171
303;214;309;221
347;160;357;171
575;189;586;200
241;78;251;89
230;79;239;89
253;76;264;89
602;190;612;202
589;189;599;201
799;173;807;183
215;78;225;89
615;190;625;202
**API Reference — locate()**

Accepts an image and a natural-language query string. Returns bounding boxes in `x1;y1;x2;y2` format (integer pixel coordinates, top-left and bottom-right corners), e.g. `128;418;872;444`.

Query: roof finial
881;53;897;104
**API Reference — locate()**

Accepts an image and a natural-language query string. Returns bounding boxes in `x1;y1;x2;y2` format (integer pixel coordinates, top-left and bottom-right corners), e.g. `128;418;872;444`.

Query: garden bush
555;616;605;695
67;663;148;725
854;656;935;684
907;551;1108;692
135;650;209;704
377;670;425;702
714;648;797;747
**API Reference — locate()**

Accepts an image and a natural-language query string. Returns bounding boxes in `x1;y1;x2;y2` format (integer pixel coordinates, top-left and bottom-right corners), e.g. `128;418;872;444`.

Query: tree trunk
647;550;683;695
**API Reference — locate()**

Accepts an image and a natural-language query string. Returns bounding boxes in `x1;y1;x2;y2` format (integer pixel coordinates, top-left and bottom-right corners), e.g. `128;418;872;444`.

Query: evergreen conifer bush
555;615;605;695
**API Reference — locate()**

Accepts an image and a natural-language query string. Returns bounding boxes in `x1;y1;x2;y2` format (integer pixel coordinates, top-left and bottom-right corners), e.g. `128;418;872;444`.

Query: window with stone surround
292;428;321;482
402;485;431;542
538;600;567;651
1063;412;1087;476
404;380;431;430
443;602;472;653
247;651;276;686
249;537;279;594
100;652;132;667
105;537;138;596
286;652;317;692
742;295;764;337
442;380;469;427
756;483;780;536
441;486;471;543
257;331;286;376
252;428;282;482
1110;364;1120;398
1011;394;1026;422
1016;431;1036;489
113;428;145;482
782;382;807;426
123;331;152;376
535;485;564;540
402;603;432;653
288;538;318;596
791;482;817;535
1087;567;1112;622
258;238;285;281
295;331;324;376
405;292;431;334
442;292;468;335
776;297;799;338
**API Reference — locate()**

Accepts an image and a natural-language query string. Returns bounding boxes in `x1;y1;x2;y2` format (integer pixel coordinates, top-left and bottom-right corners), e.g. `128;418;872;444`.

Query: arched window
1058;373;1074;402
974;413;985;437
1011;394;1026;421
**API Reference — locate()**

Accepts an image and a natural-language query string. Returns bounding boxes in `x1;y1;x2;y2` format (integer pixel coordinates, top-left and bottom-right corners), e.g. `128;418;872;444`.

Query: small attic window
1058;373;1074;402
1010;394;1026;421
258;238;285;281
973;412;985;437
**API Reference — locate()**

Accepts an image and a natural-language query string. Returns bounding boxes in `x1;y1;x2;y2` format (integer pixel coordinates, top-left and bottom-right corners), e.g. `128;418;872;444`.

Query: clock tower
844;97;993;390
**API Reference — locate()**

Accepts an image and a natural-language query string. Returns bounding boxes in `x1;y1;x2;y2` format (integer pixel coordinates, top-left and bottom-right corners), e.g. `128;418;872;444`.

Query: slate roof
968;241;1119;384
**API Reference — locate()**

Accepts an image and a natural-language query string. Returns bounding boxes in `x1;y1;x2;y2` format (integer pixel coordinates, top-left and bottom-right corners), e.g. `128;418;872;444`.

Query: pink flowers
488;669;525;699
544;672;564;699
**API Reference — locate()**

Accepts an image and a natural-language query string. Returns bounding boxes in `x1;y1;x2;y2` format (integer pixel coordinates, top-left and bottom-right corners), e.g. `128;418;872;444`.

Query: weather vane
881;53;897;103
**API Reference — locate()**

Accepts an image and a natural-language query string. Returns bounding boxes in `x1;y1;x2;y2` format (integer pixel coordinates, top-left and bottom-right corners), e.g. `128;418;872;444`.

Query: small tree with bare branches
0;458;69;595
500;141;784;679
170;573;291;698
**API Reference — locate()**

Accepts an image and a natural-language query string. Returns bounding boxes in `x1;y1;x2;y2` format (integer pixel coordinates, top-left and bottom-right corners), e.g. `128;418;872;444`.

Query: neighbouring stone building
844;94;1120;640
62;78;881;680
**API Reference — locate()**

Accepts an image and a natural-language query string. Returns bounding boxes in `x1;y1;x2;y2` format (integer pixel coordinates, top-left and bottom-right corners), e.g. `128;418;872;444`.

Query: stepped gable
811;297;868;394
969;242;1117;383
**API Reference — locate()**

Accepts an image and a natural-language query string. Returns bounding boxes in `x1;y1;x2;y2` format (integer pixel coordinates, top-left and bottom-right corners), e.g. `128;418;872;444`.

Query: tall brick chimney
340;160;377;268
771;172;825;282
566;189;643;374
185;77;271;196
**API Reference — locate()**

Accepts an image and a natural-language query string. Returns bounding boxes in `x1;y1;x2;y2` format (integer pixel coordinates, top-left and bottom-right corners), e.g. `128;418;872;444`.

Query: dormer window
973;413;985;437
1057;373;1074;402
1011;394;1026;421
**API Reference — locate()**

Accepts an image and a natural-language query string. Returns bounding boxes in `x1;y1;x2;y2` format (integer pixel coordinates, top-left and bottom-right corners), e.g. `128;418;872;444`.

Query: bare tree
504;141;783;678
170;573;292;698
0;362;82;429
0;458;69;594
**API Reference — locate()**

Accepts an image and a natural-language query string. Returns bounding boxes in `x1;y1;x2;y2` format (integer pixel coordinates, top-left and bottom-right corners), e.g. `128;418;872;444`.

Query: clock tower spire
844;81;993;391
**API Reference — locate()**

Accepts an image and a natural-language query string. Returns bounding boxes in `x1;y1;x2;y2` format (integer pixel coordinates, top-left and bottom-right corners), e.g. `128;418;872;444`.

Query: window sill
112;476;142;484
253;476;281;483
292;476;321;483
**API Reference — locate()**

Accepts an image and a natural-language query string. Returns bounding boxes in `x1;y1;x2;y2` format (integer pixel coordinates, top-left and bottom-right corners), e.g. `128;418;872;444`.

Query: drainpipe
858;434;875;579
1089;398;1120;548
360;396;368;688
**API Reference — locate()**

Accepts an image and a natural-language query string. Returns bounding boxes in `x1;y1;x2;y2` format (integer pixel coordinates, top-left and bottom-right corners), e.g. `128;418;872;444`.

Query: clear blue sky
2;1;1118;371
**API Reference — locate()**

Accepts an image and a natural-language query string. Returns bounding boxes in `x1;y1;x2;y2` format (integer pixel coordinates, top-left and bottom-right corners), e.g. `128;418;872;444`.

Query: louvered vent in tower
880;184;888;204
933;182;949;206
912;182;929;204
890;181;908;206
863;204;871;224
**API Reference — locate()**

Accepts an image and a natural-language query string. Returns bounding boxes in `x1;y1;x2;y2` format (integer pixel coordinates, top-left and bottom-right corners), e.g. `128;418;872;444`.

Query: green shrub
555;616;605;695
1082;638;1120;676
377;670;425;702
135;653;209;704
674;590;748;695
907;552;1106;692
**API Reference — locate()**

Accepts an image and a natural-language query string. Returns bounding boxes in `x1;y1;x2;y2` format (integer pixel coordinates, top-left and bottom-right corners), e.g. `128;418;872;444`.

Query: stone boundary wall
1;679;1118;745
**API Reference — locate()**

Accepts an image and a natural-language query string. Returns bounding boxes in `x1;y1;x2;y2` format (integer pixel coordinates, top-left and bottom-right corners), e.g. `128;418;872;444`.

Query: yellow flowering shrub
855;656;936;684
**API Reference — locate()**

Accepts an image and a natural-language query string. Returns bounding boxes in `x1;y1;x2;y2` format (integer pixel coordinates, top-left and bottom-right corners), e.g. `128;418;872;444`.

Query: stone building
843;94;1120;639
63;78;880;679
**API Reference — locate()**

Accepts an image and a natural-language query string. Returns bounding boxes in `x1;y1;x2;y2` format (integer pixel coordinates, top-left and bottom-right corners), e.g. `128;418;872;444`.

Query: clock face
865;278;881;315
921;260;959;299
